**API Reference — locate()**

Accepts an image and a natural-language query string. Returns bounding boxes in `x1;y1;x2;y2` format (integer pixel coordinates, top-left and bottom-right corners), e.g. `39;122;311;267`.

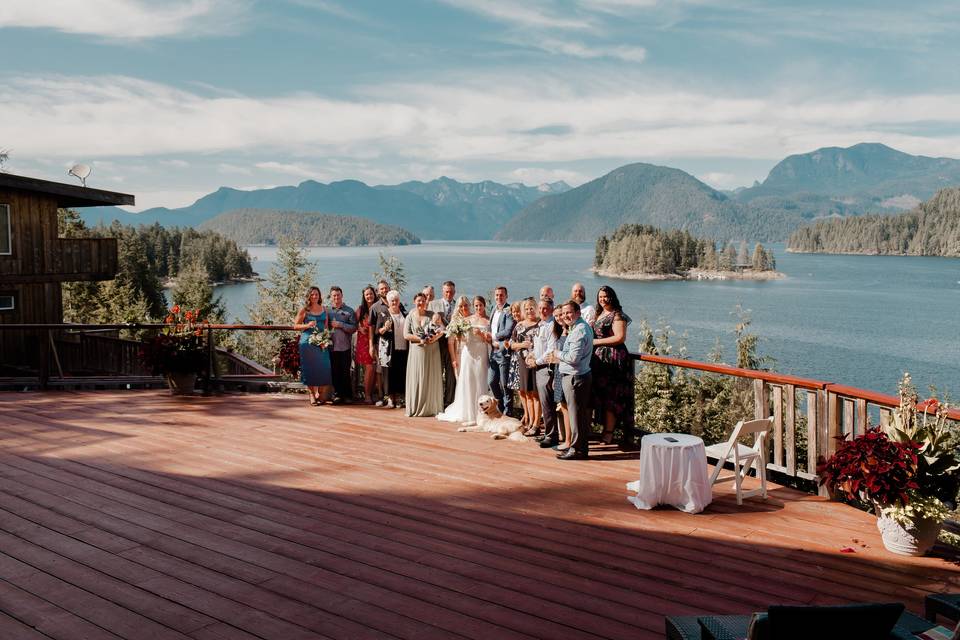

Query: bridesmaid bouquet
444;317;473;338
308;327;333;349
416;321;443;342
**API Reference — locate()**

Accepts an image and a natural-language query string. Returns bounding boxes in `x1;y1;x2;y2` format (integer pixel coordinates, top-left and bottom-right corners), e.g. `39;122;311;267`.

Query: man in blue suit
488;285;516;416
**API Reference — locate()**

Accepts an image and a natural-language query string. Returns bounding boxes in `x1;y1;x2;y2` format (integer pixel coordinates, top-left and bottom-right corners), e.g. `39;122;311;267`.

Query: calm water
217;242;960;399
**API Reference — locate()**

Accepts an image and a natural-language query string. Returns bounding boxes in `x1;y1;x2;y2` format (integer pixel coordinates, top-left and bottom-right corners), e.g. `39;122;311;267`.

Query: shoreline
163;275;263;290
593;267;786;281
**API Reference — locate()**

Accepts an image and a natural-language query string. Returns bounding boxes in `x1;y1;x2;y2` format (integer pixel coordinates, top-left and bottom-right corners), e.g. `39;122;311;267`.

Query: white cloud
255;161;321;180
508;167;590;187
436;0;592;30
534;38;647;62
0;0;248;39
6;72;960;176
698;172;739;189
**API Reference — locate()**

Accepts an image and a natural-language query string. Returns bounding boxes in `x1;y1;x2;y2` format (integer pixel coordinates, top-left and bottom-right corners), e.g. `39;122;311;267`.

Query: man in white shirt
571;282;596;326
527;296;560;447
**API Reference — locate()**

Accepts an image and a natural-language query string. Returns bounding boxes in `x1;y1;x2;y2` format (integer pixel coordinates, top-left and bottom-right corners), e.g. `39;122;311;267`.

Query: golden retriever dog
458;394;527;441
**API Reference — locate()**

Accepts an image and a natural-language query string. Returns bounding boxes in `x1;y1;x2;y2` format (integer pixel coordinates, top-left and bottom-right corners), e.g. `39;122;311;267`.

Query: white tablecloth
626;433;712;514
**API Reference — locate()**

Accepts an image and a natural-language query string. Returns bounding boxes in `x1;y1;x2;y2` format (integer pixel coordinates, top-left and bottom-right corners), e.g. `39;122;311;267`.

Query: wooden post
39;328;50;389
827;391;841;455
879;407;893;430
204;326;215;395
854;398;867;435
772;384;784;467
785;384;796;476
843;398;854;439
754;379;769;419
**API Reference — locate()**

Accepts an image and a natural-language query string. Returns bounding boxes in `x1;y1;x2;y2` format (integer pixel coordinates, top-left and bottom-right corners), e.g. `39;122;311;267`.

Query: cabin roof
0;172;135;208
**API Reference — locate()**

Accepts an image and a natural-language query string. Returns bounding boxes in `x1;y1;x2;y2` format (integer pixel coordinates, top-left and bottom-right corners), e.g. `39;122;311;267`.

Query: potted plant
819;373;959;556
274;337;300;378
139;305;208;394
879;373;959;554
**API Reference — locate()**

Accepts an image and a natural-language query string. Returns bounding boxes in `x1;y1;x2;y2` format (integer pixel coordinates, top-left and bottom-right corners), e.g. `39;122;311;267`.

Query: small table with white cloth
626;433;712;514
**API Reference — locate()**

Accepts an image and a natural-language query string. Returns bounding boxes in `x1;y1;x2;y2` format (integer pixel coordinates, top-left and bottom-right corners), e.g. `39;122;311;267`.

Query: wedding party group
293;280;635;460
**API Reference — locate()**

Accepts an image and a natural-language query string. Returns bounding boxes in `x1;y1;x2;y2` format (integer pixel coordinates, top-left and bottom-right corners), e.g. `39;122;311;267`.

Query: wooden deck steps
0;390;957;639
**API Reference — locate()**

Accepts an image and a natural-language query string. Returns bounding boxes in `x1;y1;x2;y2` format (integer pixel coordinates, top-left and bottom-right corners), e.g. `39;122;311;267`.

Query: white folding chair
703;417;773;505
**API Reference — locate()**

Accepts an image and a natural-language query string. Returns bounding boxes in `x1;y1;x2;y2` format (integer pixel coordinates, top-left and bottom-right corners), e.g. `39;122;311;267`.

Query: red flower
165;315;174;324
172;305;181;314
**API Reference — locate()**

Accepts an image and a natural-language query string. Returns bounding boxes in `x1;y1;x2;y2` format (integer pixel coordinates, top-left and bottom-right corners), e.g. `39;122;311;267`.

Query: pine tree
373;252;407;294
242;237;316;366
171;259;225;322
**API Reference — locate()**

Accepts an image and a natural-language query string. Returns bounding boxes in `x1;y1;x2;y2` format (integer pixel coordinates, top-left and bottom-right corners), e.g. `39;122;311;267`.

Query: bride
437;295;491;426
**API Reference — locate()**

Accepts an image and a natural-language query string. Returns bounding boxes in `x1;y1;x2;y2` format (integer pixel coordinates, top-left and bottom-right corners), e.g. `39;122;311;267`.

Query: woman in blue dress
295;286;332;406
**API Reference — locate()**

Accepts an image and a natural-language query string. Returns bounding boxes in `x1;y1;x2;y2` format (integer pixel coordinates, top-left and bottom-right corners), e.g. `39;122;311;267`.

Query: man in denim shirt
328;286;357;403
549;300;594;460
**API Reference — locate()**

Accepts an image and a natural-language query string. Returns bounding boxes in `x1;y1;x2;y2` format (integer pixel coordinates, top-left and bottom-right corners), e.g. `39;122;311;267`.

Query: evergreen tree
171;260;225;322
737;240;750;266
242;237;317;365
373;252;407;294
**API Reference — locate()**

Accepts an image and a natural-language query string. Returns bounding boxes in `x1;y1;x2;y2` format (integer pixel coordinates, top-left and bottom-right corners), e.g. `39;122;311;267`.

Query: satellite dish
68;163;92;187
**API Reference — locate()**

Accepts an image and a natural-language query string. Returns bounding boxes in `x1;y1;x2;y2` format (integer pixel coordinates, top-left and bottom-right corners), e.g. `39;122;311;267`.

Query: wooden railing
3;323;957;489
632;353;960;490
0;323;281;387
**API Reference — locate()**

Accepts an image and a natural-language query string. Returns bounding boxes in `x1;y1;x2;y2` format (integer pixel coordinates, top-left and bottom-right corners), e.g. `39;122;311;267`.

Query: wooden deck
0;391;957;640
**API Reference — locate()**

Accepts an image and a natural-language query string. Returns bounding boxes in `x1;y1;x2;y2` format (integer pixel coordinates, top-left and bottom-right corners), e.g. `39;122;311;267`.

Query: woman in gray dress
404;291;445;417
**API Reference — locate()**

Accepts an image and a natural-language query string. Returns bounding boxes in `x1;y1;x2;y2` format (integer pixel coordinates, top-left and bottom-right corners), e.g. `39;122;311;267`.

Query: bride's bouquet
307;327;333;349
445;317;473;339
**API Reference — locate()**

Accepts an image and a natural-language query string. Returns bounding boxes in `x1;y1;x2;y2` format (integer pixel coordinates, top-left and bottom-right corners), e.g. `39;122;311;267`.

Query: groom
488;285;516;416
428;280;458;406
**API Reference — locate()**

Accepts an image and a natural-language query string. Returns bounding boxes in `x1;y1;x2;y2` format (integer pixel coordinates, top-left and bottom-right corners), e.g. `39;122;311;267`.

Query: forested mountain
81;176;568;240
386;177;569;238
496;163;799;242
594;224;776;276
198;209;420;246
498;144;960;242
787;187;960;256
735;143;960;211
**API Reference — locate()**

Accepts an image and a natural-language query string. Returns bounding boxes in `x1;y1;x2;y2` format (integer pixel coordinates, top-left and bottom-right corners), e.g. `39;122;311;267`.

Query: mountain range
82;143;960;243
83;177;570;240
497;143;960;241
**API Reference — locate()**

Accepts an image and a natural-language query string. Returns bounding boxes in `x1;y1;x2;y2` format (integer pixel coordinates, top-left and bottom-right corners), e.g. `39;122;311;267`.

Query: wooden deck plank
1;390;958;640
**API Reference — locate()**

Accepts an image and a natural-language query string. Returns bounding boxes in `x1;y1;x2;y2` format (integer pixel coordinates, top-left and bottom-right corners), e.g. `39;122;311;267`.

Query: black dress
591;311;635;432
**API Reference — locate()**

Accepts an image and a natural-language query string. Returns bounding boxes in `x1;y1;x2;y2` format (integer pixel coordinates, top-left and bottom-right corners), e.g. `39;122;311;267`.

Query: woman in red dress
355;286;377;403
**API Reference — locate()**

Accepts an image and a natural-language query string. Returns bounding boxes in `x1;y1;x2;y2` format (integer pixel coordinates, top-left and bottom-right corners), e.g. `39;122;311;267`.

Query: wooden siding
0;390;957;639
0;189;118;283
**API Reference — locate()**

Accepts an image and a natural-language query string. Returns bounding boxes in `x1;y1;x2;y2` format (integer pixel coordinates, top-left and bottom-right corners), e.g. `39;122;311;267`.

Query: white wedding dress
437;319;491;426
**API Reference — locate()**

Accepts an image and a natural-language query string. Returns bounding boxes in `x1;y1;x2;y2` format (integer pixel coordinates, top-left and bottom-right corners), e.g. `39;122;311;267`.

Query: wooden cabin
0;173;133;370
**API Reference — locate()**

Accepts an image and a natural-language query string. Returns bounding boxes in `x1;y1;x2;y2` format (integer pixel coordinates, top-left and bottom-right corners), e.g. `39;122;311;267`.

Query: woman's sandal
600;428;615;445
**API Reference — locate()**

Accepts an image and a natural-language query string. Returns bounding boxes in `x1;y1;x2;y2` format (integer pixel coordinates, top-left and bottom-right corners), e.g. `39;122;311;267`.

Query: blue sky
2;0;959;210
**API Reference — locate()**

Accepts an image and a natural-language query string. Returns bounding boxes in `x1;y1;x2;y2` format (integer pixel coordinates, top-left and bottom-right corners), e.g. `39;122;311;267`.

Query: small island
593;224;783;281
199;209;421;247
787;187;960;257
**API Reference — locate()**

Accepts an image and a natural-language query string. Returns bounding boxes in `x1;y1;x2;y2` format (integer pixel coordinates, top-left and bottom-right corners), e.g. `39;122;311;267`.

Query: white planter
876;513;942;556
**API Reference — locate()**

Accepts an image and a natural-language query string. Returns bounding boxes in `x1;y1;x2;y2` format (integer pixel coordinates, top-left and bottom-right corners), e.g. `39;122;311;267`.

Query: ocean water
216;242;960;399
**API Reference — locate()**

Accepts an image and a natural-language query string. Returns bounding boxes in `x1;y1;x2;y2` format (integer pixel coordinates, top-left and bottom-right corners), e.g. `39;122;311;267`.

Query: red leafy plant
139;305;208;375
818;427;920;507
274;337;301;377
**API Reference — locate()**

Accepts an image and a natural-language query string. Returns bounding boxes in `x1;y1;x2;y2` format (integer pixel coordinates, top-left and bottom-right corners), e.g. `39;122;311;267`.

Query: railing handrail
632;351;960;421
5;323;958;420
